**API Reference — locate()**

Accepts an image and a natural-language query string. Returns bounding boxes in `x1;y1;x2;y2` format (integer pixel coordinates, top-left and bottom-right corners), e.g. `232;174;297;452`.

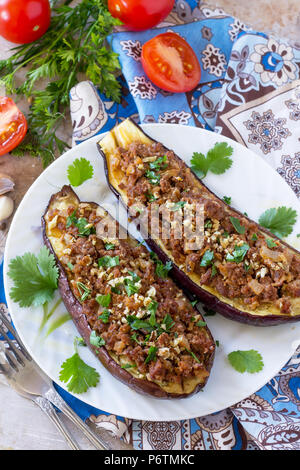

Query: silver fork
0;311;133;450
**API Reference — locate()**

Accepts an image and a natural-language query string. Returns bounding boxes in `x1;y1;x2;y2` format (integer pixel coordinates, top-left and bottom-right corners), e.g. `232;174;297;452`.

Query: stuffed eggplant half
42;185;215;398
98;118;300;326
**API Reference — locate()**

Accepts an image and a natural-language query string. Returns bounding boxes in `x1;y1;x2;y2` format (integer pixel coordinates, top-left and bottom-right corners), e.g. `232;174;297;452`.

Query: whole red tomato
0;0;51;44
108;0;174;31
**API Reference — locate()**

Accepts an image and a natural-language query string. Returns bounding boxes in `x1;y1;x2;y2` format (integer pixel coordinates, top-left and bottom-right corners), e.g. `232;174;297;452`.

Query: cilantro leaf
150;253;173;278
148;301;158;327
145;346;158;364
191;142;233;178
98;309;111;323
90;331;106;347
226;243;249;263
59;352;100;394
259;206;297;238
67;158;94;186
200;250;214;267
223;196;232;205
170;201;186;211
126;316;154;332
228;349;264;373
145;170;160;185
66;211;96;237
96;294;111;307
98;255;119;268
149;155;168;171
266;238;277;248
162;313;175;331
8;247;59;307
124;271;141;296
104;243;115;250
230;216;245;234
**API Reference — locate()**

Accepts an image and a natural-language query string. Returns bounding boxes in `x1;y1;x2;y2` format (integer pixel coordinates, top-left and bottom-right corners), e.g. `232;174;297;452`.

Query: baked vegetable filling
110;140;300;316
44;192;215;393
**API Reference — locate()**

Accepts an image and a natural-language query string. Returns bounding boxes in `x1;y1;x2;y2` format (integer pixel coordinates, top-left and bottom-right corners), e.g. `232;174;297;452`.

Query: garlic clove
0;195;14;221
0;173;14;196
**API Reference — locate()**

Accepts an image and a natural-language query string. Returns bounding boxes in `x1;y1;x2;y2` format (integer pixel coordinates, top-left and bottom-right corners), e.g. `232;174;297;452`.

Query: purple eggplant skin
97;118;300;327
41;185;215;399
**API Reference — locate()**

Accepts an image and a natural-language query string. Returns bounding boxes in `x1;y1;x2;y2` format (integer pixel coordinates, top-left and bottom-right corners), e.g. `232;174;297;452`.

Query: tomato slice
0;97;27;156
141;32;201;93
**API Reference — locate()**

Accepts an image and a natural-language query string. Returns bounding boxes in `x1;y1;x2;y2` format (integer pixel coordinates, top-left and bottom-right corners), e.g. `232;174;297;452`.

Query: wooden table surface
0;0;299;450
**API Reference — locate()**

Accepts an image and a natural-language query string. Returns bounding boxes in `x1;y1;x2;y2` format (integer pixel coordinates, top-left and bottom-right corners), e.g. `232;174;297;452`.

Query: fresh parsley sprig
190;142;233;179
1;0;121;167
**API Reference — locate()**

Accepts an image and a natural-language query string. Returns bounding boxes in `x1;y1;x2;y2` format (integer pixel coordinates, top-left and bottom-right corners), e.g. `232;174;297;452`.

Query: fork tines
0;310;32;365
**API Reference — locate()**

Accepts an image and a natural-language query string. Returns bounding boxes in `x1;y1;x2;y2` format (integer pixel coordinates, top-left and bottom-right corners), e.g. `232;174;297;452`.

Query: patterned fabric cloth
1;0;300;450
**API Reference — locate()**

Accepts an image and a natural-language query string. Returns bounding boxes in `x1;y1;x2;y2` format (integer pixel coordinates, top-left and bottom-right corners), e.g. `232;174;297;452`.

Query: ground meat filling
46;203;214;386
112;141;300;315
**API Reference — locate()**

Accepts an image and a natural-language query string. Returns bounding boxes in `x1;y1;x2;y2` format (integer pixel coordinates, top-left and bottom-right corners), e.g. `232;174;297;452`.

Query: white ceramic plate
4;124;300;421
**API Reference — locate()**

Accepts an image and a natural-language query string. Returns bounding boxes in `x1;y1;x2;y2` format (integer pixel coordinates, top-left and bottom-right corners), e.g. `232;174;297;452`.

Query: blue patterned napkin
2;0;300;450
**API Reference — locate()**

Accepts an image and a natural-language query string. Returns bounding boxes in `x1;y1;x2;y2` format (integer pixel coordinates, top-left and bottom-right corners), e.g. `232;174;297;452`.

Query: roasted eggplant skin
42;185;215;398
98;118;300;326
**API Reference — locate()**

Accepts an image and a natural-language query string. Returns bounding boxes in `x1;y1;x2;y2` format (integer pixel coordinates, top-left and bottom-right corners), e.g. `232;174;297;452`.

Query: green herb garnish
149;155;168;170
162;313;175;331
98;256;120;268
66;211;96;237
228;349;264;373
90;331;106;347
196;320;207;327
59;337;100;394
96;294;111;307
126;316;154;332
259;206;297;239
145;170;160;185
7;247;59;307
67;158;94;186
146;192;157;202
124;271;140;296
266;238;277;249
226;243;250;263
200;250;214;267
145;346;158;364
190;142;233;179
223;196;232;205
150;253;173;279
211;264;217;277
230;216;245;234
76;282;91;301
170;201;186;211
104;243;115;250
186;349;201;364
148;301;158;327
98;309;111;324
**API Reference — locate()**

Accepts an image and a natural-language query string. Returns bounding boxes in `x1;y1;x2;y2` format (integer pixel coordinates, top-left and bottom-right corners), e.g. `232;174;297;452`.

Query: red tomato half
0;97;27;156
108;0;174;31
141;32;201;93
0;0;51;44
